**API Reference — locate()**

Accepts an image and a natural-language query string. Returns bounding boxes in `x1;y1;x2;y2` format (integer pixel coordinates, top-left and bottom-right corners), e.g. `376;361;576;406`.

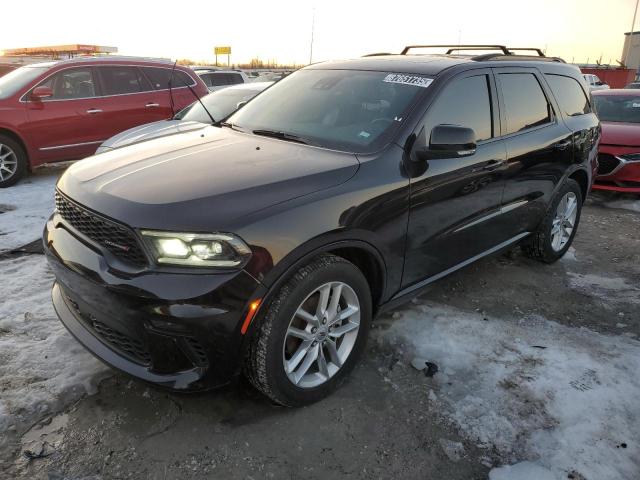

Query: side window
142;67;171;90
545;74;591;116
175;70;195;87
498;73;552;135
210;74;229;87
142;68;196;89
99;66;150;95
228;73;244;85
38;68;96;100
423;74;493;142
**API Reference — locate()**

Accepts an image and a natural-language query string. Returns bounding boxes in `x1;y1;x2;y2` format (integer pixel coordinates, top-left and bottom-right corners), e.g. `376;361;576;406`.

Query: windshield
593;95;640;123
174;86;267;123
0;66;49;99
227;69;430;152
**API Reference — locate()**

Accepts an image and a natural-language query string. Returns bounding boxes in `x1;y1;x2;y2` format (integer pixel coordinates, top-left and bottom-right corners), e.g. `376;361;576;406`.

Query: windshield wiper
252;129;313;145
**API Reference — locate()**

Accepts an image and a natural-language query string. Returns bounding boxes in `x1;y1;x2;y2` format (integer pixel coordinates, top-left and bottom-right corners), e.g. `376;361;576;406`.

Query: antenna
309;8;315;64
170;69;216;125
168;60;177;118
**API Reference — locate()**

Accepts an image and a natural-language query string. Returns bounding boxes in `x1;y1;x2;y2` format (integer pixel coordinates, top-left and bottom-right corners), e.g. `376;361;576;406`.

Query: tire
244;254;372;406
521;178;582;263
0;134;28;188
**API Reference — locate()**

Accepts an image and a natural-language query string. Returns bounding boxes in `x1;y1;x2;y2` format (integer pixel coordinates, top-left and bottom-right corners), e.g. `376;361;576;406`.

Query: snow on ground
0;167;62;253
602;198;640;213
0;255;109;446
379;302;640;480
568;272;640;308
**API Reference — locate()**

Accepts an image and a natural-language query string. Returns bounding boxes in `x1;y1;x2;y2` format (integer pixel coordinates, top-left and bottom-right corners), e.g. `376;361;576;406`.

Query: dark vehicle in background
0;63;17;77
592;90;640;193
0;57;208;187
624;81;640;89
45;45;599;406
96;82;273;153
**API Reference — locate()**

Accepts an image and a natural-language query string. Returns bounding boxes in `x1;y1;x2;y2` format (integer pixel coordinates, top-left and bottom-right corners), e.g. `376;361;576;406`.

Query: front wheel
0;134;28;188
244;254;372;406
521;178;582;263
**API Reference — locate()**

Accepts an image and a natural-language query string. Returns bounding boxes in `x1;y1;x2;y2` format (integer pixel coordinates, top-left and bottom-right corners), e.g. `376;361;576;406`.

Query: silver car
96;82;272;153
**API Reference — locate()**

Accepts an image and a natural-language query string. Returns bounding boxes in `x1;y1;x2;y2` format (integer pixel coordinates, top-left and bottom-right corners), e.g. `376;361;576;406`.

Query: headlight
140;230;251;268
619;153;640;162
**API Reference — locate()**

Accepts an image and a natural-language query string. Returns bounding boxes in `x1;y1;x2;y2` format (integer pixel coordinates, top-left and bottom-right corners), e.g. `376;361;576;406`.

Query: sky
1;0;637;66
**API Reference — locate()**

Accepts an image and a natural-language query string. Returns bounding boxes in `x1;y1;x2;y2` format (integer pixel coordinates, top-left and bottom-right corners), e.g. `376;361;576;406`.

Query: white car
583;74;610;91
195;69;251;92
96;82;272;153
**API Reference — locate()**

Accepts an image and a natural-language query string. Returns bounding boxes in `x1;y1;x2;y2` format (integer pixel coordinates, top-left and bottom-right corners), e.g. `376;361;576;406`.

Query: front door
401;70;508;290
24;66;107;163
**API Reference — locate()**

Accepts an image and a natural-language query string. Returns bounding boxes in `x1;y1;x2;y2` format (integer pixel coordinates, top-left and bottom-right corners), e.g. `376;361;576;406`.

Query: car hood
601;122;640;147
97;120;208;151
58;126;359;232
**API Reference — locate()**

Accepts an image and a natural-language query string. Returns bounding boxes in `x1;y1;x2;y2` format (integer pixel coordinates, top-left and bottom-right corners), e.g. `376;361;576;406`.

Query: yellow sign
215;46;231;55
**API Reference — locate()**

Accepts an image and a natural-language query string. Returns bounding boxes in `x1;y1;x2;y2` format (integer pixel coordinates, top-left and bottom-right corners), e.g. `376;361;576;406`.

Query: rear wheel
244;254;372;406
0;135;27;188
521;178;582;263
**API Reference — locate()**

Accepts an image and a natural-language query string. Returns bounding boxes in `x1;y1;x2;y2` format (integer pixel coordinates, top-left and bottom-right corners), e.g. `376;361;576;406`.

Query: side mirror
31;86;53;101
416;125;477;161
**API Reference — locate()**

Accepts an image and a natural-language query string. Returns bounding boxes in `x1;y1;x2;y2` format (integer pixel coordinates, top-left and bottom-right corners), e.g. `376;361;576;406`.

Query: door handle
86;109;103;114
555;140;572;151
145;103;160;108
473;160;504;173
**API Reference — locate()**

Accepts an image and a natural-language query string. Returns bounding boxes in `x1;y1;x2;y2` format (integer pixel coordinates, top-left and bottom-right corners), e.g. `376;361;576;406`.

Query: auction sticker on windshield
383;73;433;88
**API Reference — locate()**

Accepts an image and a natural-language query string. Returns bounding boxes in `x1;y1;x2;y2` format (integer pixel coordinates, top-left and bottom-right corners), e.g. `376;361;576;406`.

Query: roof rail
507;47;545;57
362;52;395;57
401;45;510;55
471;53;566;63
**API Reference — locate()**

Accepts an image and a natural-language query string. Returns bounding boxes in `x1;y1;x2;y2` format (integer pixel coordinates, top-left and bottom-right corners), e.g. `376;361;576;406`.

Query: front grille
55;192;147;267
597;153;621;176
92;320;152;365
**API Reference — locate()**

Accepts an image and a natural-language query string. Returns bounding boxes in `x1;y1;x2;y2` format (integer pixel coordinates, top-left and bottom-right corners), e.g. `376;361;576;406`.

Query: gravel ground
1;178;638;479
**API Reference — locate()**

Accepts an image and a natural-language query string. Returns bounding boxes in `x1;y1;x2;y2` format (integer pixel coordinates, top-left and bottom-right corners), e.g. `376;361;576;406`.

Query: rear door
402;69;508;289
494;68;575;238
141;66;199;113
96;65;171;138
24;66;107;162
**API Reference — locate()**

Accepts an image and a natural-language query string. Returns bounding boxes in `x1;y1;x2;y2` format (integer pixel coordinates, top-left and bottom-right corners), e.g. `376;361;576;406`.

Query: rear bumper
44;217;263;391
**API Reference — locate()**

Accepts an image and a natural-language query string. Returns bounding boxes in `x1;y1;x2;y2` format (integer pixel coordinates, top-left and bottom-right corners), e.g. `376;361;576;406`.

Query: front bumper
45;216;263;391
594;150;640;193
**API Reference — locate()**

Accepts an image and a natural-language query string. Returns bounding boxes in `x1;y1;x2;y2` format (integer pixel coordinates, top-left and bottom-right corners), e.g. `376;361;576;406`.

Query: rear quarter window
545;74;591;117
141;67;195;90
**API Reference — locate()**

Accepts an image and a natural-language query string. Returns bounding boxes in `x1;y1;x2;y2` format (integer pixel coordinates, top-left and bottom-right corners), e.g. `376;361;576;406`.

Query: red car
592;90;640;193
0;57;208;187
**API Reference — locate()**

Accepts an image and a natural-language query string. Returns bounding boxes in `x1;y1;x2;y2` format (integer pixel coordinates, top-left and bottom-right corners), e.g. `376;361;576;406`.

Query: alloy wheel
550;191;578;252
0;143;18;182
283;281;360;388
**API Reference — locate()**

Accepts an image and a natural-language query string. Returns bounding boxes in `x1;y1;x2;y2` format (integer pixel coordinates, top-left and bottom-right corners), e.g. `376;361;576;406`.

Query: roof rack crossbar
401;44;510;55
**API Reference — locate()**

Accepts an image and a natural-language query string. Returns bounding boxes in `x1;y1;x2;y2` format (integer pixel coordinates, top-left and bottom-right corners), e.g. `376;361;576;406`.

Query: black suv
45;45;600;406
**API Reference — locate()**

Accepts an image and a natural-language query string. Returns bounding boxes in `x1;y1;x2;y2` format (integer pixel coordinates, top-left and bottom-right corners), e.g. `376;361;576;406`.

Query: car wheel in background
0;134;28;188
521;178;583;263
245;254;372;406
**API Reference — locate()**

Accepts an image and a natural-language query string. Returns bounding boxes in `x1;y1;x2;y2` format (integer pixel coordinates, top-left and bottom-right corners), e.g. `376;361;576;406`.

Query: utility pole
309;8;315;65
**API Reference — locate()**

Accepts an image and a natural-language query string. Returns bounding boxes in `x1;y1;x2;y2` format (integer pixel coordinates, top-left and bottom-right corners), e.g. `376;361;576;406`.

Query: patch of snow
380;304;640;479
559;246;577;262
0;255;109;444
489;461;558;480
439;438;465;462
568;272;640;306
0;168;60;252
604;199;640;213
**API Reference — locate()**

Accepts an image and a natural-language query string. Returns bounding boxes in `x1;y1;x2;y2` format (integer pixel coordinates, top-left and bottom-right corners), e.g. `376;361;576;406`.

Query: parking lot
1;167;638;479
